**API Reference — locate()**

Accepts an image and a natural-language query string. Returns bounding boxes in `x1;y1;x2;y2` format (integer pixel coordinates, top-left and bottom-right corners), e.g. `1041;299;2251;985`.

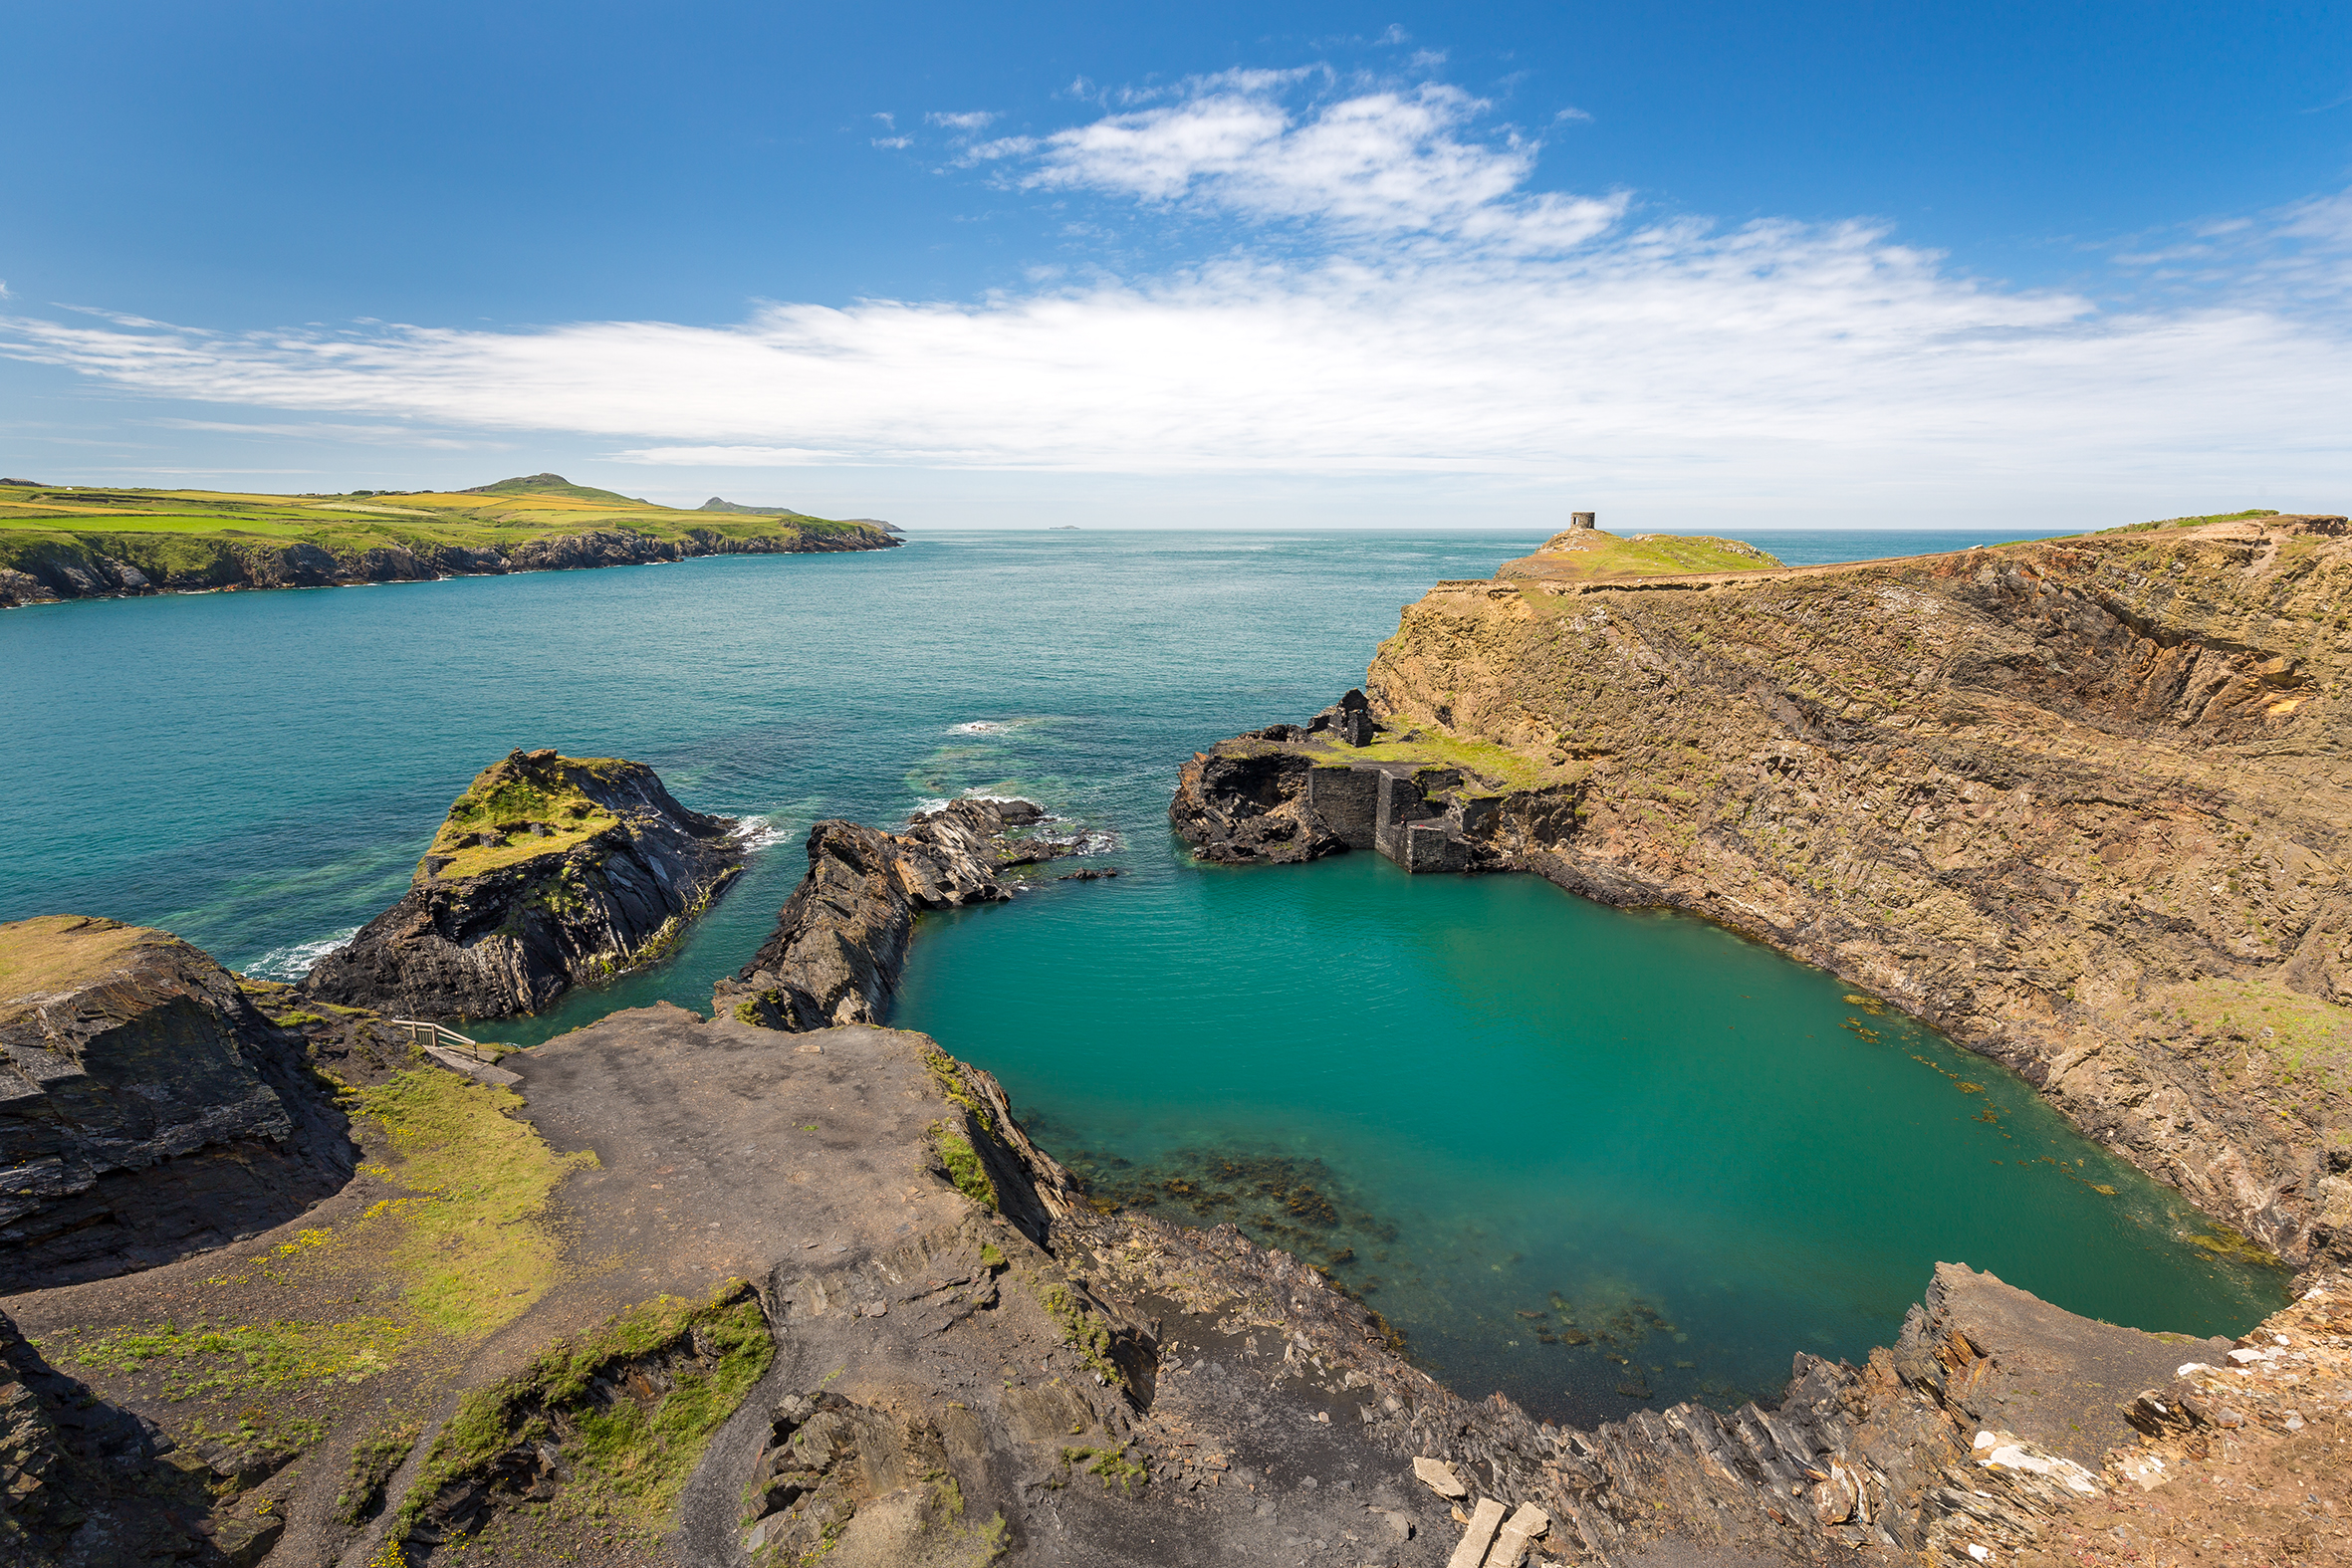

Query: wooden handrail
386;1017;497;1062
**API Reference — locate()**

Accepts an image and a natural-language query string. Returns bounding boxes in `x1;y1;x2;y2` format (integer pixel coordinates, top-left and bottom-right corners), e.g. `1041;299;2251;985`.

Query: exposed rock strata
0;521;897;607
714;796;1082;1029
1175;515;2352;1267
304;749;742;1019
0;915;353;1291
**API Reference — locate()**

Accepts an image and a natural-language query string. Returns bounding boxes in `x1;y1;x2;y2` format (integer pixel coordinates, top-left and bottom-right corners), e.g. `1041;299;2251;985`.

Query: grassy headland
0;471;897;605
1494;528;1783;582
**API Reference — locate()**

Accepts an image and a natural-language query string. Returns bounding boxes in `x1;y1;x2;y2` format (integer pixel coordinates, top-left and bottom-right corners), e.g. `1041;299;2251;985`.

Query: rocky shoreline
0;522;898;609
1172;515;2352;1275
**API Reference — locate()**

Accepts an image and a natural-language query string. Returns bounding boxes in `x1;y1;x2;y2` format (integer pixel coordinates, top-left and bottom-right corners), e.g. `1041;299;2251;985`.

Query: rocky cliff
1173;514;2352;1270
0;915;353;1291
715;796;1082;1029
304;749;742;1019
0;522;898;607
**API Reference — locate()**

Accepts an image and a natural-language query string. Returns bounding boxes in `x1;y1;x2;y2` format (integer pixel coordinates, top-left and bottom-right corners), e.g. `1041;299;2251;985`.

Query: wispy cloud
3;66;2347;515
928;110;998;131
151;418;498;449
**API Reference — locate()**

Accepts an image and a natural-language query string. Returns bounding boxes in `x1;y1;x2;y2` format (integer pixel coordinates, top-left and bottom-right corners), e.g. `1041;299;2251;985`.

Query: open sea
1;527;2285;1423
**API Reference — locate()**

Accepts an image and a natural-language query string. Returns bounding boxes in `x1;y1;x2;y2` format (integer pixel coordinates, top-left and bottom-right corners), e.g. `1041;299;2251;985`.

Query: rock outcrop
304;749;742;1019
1175;515;2352;1268
0;915;353;1290
714;796;1082;1029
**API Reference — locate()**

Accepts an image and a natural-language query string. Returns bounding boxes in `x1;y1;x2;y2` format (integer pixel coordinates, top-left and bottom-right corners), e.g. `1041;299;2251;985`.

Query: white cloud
3;68;2348;519
981;70;1618;249
872;135;912;149
928;110;998;131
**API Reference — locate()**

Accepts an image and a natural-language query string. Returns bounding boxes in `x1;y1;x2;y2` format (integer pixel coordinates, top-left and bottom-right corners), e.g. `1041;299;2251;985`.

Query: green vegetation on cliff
424;752;630;880
0;472;893;596
1497;529;1782;582
35;1060;595;1483
385;1281;773;1551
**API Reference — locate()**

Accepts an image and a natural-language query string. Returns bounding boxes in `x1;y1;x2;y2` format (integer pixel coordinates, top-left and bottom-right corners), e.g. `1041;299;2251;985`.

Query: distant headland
0;472;901;607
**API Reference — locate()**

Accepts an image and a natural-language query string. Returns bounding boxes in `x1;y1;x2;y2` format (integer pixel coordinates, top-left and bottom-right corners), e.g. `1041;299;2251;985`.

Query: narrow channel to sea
3;528;2287;1425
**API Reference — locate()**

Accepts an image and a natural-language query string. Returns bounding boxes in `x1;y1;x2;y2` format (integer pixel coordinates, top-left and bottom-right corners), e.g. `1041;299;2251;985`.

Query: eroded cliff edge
306;749;742;1019
1173;514;2352;1269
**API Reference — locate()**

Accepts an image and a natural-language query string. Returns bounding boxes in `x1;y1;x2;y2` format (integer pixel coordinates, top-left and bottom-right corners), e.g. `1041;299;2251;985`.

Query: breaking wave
950;721;1011;735
248;927;358;981
733;814;794;851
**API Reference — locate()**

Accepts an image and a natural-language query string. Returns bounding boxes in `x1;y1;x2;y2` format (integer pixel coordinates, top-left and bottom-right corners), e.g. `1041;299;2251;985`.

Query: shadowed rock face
715;796;1081;1030
304;749;742;1020
0;915;353;1290
1177;515;2352;1268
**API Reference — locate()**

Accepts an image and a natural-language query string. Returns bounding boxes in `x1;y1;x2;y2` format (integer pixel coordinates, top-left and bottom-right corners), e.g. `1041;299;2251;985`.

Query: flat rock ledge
714;795;1085;1029
304;748;742;1019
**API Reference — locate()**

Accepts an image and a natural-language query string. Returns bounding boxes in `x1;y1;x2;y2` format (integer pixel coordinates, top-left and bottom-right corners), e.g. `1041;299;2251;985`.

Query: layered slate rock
1177;514;2352;1268
714;797;1080;1029
304;749;742;1019
0;915;353;1290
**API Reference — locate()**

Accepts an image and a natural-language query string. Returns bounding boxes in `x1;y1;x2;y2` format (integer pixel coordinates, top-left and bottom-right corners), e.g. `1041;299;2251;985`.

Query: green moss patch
422;755;624;881
937;1128;998;1210
386;1280;775;1553
1036;1281;1124;1389
38;1065;593;1442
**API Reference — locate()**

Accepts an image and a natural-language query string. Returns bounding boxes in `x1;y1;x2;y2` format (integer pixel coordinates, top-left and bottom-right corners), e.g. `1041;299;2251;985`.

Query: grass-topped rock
1495;526;1782;582
304;749;742;1019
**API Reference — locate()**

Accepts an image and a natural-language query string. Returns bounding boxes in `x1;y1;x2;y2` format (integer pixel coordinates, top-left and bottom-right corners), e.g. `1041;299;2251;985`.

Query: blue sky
3;0;2348;528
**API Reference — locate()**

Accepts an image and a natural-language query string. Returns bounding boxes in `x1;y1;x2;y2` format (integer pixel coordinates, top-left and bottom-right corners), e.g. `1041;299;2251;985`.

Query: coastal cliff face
715;796;1079;1029
0;521;898;607
0;915;353;1290
1179;515;2352;1267
304;749;742;1019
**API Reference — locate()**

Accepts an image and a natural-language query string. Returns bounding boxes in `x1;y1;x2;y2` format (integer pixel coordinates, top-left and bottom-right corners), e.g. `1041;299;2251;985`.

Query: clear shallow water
2;528;2284;1419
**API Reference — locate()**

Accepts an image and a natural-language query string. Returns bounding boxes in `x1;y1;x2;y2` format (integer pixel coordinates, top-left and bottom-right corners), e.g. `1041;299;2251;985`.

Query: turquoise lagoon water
2;528;2283;1423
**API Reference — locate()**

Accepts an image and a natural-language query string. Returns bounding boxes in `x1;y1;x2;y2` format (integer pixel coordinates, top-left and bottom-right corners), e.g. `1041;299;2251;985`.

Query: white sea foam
950;721;1011;735
732;815;794;851
248;927;358;981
